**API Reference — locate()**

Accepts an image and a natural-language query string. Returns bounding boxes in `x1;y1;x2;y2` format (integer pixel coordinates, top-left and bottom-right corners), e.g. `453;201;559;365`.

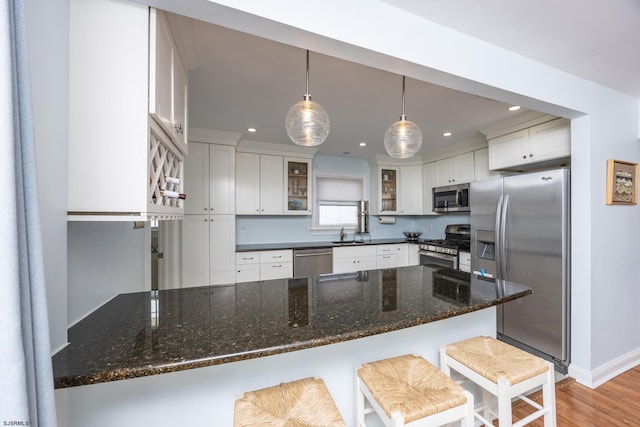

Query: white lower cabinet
458;251;471;273
259;250;293;280
235;250;293;282
408;243;420;266
332;246;377;274
235;251;260;283
376;244;409;269
182;214;235;287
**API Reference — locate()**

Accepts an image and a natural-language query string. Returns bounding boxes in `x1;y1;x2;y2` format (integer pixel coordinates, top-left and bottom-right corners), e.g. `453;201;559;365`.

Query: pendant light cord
400;75;406;120
304;50;311;99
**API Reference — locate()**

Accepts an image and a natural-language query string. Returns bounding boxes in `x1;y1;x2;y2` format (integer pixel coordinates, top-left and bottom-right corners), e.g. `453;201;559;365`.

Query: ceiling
176;0;640;160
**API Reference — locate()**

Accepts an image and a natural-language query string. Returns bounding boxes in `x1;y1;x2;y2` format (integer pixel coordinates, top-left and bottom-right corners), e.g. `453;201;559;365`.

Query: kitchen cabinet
259;250;293;280
149;9;188;153
376;244;409;269
488;118;570;170
369;157;424;215
284;158;312;215
235;252;260;283
182;214;235;287
434;152;475;187
235;250;293;282
236;153;284;215
332;245;377;274
68;0;186;221
422;162;438;215
398;165;423;214
458;251;471;273
408;243;420;266
184;143;235;214
474;148;501;181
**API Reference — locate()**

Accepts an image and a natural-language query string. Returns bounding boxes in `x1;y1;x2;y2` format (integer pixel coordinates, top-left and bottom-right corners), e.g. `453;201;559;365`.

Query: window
314;175;364;230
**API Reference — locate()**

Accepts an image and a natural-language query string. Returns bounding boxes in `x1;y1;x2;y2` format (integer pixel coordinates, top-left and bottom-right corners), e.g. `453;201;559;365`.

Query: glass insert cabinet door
380;167;397;212
285;158;312;214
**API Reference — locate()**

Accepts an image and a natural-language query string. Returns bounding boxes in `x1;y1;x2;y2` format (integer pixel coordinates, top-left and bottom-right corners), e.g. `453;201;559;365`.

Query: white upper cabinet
398;164;423;215
210;145;236;214
149;9;188;154
434;152;475;187
183;143;235;215
474;148;501;181
488;118;570;170
284;158;313;215
369;156;423;215
236;153;284;215
68;0;185;221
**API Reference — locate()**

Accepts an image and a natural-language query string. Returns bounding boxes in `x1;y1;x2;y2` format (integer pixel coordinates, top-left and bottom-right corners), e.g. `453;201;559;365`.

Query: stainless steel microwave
433;183;470;212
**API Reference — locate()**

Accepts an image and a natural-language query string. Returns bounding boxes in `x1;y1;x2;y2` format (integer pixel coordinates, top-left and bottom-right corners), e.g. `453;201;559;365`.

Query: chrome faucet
339;227;347;242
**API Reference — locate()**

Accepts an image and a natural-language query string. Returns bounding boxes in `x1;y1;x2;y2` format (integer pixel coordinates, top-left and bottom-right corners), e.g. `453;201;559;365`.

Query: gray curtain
0;0;57;426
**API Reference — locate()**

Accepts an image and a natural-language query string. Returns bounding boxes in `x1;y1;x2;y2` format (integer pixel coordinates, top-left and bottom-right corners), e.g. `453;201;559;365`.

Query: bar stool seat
441;336;556;427
357;354;474;426
234;377;345;427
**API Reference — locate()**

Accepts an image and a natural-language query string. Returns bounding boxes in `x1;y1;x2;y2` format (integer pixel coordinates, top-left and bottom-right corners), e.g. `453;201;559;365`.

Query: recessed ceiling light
443;132;452;137
342;151;351;155
247;127;257;133
359;141;367;147
508;105;521;111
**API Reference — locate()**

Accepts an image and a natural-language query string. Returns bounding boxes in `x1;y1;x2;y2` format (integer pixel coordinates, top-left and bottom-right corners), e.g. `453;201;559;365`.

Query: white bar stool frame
356;369;474;426
440;346;556;427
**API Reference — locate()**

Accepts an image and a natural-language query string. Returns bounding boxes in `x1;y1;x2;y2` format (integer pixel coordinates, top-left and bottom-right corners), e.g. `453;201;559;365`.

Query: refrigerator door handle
500;194;509;279
494;194;504;279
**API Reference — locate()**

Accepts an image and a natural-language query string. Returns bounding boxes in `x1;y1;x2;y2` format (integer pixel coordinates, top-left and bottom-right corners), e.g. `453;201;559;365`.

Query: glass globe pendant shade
285;96;330;147
384;116;423;158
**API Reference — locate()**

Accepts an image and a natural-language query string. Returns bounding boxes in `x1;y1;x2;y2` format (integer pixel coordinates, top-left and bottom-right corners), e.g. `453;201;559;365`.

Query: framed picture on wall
606;159;638;205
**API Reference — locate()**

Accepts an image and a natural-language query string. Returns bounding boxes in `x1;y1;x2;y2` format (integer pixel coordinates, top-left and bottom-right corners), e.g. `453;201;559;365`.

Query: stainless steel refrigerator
471;168;570;373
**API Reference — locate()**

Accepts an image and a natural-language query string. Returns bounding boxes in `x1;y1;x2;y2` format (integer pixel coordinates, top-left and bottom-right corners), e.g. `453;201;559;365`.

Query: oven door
419;251;458;269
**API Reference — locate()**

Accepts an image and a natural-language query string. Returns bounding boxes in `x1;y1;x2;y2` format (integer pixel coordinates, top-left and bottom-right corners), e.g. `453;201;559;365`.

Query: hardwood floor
507;365;640;426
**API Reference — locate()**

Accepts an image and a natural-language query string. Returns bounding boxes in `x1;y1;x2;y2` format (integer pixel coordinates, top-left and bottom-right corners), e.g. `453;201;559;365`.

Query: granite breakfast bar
53;265;531;426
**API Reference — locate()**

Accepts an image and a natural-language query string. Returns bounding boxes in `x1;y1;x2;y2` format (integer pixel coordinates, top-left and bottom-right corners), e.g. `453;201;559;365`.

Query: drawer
260;261;293;280
376;244;401;255
236;251;259;265
259;249;293;263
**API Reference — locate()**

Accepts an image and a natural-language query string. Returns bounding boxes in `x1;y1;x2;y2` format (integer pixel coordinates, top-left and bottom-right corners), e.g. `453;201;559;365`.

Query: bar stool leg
481;388;494;424
497;377;513;427
462;390;475;427
543;365;557;427
356;377;365;427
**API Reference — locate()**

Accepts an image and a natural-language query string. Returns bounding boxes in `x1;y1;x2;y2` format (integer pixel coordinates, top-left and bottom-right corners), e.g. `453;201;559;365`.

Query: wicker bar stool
234;377;346;427
357;354;474;426
441;336;556;427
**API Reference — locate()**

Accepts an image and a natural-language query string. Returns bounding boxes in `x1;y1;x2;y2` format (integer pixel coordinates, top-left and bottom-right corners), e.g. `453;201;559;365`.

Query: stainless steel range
418;224;470;270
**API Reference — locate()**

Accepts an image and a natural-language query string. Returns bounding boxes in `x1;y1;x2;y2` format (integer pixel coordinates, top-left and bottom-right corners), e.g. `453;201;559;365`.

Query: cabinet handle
272;255;282;259
204;207;208;211
529;153;533;157
382;255;390;259
523;155;527;159
204;218;208;222
382;249;391;252
272;264;282;268
242;257;254;261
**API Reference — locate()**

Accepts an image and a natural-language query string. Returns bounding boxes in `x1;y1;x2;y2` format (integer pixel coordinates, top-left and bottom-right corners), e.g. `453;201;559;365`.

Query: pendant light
285;50;330;147
384;76;422;158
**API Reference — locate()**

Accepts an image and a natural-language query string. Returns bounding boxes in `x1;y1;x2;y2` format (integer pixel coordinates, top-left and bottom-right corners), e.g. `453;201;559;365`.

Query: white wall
24;0;69;353
138;0;640;385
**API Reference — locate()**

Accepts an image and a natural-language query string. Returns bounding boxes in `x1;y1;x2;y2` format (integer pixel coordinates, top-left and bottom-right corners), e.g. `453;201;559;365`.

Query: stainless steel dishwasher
293;248;333;277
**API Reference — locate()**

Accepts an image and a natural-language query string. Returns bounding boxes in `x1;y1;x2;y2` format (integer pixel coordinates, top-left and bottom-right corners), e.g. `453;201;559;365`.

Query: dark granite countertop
236;238;414;252
52;265;531;388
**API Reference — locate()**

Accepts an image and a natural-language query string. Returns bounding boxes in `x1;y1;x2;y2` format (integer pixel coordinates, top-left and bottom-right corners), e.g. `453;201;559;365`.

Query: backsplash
235;213;470;244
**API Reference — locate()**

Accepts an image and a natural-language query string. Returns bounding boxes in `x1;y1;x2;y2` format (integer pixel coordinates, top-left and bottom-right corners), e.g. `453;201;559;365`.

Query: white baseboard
569;347;640;389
